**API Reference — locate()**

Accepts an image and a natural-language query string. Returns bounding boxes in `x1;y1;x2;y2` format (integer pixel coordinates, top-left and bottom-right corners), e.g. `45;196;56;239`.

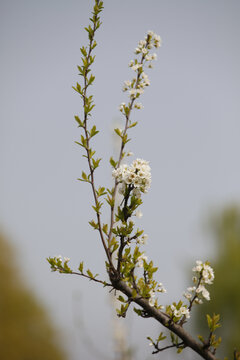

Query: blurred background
1;0;240;359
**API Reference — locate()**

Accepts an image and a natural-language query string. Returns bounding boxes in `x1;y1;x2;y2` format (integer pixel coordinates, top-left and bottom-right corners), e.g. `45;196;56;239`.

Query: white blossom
130;63;142;72
180;306;190;319
202;264;214;284
134;102;144;110
148;290;155;307
132;188;141;198
157;283;167;293
135;210;143;218
194;298;203;305
196;285;210;301
119;102;126;113
184;261;214;306
140;234;148;245
187;286;196;293
147;30;154;37
112;158;151;194
183;292;192;300
137;253;148;268
171;304;190;319
126;151;133;157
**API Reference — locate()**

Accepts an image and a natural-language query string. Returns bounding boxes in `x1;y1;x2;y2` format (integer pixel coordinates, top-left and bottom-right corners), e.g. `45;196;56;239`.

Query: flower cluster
171;304;190;319
119;31;161;111
157;282;167;294
137;233;148;245
56;255;70;263
192;260;214;284
122;70;151;100
112;158;151;194
148;283;166;307
183;260;214;303
135;30;161;54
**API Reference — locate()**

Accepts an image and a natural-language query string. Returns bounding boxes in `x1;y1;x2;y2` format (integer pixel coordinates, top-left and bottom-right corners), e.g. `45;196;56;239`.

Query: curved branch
111;278;218;360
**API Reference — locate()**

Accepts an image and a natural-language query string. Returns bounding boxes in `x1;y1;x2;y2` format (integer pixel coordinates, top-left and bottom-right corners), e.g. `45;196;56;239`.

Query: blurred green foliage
195;206;240;359
0;232;66;360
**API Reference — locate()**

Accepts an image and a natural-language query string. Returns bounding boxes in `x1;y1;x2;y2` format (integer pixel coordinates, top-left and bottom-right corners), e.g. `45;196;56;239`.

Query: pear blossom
171;304;190;319
148;290;155;306
157;283;167;293
134;102;144;110
112;158;151;194
196;285;210;301
135;210;143;218
137;253;148;268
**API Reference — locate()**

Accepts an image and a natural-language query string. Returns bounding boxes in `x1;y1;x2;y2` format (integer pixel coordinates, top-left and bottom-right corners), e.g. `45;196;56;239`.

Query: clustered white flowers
148;283;166;307
135;30;161;54
148;289;156;307
138;233;148;245
171;304;190;319
112;158;151;194
119;31;161;111
122;70;150;100
157;282;167;294
56;255;70;263
183;260;214;303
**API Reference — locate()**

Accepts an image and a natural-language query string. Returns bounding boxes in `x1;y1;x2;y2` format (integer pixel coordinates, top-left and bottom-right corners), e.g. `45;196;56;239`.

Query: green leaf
92;158;101;169
87;269;93;278
90;125;99;138
89;220;99;230
109;157;117;168
80;46;87;57
157;332;166;342
82;171;88;181
97;187;107;197
102;223;108;235
118;295;125;303
198;335;205;344
74;115;83;127
114;128;122;137
134;308;143;317
106;195;114;208
88;74;95;86
128;121;138;128
78;261;84;273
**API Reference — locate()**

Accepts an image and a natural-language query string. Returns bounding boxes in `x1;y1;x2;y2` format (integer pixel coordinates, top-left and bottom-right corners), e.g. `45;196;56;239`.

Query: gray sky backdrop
1;1;240;359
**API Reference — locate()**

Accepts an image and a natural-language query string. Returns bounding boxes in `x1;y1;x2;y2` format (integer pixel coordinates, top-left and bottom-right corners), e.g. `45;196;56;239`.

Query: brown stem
152;341;184;354
81;5;116;274
70;271;112;287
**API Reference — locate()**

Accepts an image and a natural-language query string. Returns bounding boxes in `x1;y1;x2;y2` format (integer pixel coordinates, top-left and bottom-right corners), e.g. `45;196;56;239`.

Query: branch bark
111;277;218;360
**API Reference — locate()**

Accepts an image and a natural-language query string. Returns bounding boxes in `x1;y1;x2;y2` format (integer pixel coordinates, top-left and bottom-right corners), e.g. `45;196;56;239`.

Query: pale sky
1;1;240;359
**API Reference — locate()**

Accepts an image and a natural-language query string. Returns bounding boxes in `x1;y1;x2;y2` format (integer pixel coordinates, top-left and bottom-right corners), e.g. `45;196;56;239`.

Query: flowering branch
47;2;239;359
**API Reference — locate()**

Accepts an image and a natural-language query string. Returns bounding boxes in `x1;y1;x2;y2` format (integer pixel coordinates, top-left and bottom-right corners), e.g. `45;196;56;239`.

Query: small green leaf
114;128;122;137
78;261;84;273
87;269;93;278
128;121;138;128
80;46;87;57
102;223;108;235
198;335;205;344
109;157;117;168
74;115;84;127
82;171;88;181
